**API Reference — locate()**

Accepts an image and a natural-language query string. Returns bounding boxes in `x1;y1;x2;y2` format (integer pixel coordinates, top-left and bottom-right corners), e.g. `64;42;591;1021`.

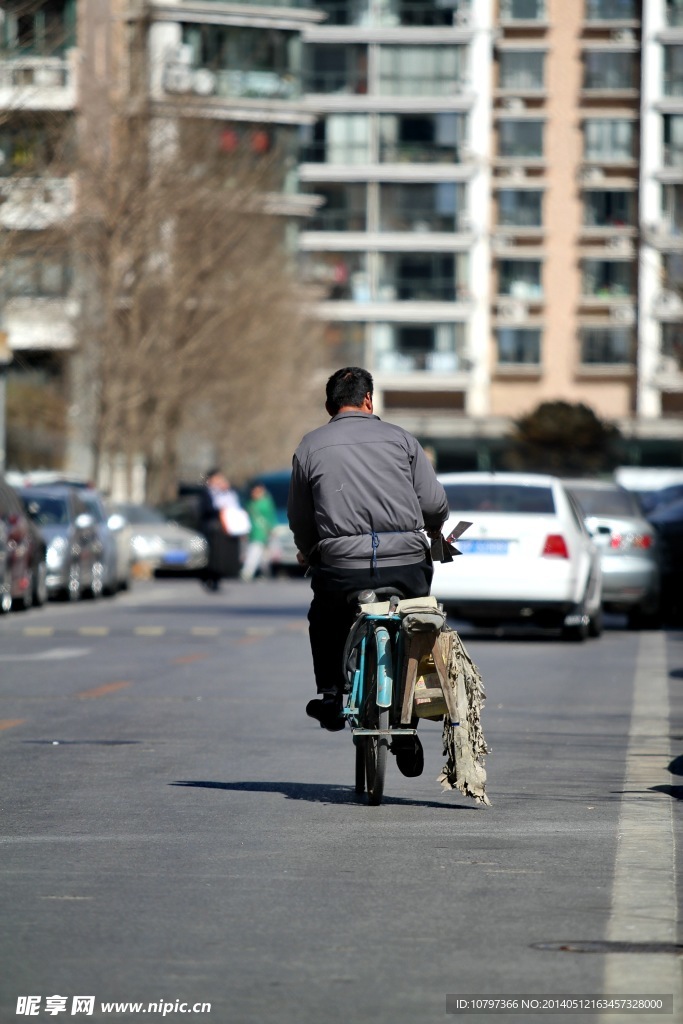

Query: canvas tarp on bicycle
397;603;490;806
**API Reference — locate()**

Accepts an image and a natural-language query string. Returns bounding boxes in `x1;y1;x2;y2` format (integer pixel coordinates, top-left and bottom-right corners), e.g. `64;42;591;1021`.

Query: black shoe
393;735;424;778
306;695;345;732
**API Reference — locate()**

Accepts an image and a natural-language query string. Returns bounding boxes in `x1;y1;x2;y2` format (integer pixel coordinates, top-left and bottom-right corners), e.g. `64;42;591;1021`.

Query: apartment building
1;0;682;476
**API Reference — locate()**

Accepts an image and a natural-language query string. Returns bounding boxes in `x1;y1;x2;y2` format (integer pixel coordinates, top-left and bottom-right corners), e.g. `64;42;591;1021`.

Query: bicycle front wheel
355;740;366;795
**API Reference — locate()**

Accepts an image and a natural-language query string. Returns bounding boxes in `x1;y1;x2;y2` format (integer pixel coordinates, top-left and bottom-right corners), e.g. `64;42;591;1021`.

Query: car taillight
610;532;653;551
542;534;569;558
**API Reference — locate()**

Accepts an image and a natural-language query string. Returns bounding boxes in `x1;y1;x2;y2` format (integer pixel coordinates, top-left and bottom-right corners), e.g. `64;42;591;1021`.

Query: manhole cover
533;941;683;956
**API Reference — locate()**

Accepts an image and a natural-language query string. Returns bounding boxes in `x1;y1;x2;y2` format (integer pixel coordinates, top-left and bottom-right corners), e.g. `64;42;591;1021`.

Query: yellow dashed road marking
191;627;221;637
23;627;55;637
78;627;110;637
76;681;132;700
134;626;166;637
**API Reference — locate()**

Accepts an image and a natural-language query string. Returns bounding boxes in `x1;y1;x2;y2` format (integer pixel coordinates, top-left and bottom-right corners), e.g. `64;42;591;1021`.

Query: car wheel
33;562;48;607
588;607;604;638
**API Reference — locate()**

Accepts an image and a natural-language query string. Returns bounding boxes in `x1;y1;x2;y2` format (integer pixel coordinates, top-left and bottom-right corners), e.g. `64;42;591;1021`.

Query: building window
305;44;367;94
664;253;683;292
179;23;301;99
499;260;543;299
662;323;683;370
304;183;367;231
667;1;683;29
501;0;546;19
378;253;468;302
498;189;543;227
583;190;635;226
585;0;637;19
379;113;466;163
0;123;66;175
300;115;370;164
582;260;633;297
583;119;634;161
580;327;633;364
302;251;369;301
373;323;466;373
497;328;541;365
1;0;75;56
4;255;71;297
664;47;683;98
379;183;465;232
498;120;544;159
663;115;683;166
662;185;683;232
378;46;466;97
584;51;636;90
309;1;463;29
499;52;545;91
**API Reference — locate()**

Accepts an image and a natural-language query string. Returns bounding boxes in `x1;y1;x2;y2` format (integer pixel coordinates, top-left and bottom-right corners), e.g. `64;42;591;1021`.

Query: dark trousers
307;559;433;696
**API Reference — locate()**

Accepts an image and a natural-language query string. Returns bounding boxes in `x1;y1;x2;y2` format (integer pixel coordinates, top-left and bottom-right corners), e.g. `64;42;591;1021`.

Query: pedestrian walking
241;482;278;581
198;469;248;590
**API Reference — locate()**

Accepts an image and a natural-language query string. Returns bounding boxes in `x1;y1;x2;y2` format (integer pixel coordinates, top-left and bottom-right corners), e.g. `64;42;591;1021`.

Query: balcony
580;326;634;366
4;297;76;351
0;55;75;110
0;178;74;230
498;259;543;302
306;0;472;30
584;0;638;21
163;62;301;102
372;323;468;374
581;259;635;306
582;53;637;96
583;119;636;166
499;0;547;25
496;327;541;369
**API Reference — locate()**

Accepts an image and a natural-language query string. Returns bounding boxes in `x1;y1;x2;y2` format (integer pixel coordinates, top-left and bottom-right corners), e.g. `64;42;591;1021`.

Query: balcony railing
163;62;300;101
0;56;71;90
375;345;467;374
664;73;683;98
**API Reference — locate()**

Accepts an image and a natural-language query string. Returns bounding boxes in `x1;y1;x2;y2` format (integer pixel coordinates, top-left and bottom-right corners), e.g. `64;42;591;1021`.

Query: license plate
457;539;509;555
163;550;189;565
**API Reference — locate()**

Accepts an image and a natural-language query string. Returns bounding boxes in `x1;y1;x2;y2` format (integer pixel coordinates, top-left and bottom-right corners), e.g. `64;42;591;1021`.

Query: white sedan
432;472;603;640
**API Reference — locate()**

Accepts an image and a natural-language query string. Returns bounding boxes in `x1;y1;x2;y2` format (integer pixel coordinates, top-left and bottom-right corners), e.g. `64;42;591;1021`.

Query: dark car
19;485;104;601
648;497;683;622
0;474;47;611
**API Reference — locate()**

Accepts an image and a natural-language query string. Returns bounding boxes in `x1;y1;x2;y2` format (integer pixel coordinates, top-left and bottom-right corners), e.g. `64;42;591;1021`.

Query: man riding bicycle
287;367;449;777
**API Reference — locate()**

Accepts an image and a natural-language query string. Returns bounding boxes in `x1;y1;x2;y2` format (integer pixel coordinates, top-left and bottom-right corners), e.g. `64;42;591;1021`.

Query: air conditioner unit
612;29;635;44
503;97;526;111
457;212;472;232
579;166;604;184
459;145;474;162
164;65;193;94
607;236;632;254
34;66;63;88
657;355;679;375
174;44;193;66
193;69;216;96
498;299;528;321
610;304;635;324
654;291;683;314
503;165;526;180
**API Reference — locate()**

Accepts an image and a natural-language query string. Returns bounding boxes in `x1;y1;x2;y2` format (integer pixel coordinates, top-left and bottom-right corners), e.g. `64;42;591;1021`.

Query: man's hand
296;550;309;567
425;527;443;541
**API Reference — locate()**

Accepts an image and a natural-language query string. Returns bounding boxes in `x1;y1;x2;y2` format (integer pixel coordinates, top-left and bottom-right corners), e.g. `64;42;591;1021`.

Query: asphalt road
0;577;680;1024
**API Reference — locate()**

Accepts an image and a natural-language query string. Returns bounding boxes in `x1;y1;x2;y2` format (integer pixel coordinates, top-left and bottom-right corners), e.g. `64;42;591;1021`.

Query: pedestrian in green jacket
241;483;278;580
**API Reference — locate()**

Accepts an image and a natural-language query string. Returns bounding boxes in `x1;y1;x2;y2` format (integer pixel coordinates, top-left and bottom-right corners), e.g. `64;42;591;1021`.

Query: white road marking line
0;648;91;662
598;632;681;1023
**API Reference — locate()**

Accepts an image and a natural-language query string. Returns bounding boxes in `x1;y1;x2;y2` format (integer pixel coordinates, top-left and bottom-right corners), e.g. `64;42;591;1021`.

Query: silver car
564;479;661;628
112;503;208;574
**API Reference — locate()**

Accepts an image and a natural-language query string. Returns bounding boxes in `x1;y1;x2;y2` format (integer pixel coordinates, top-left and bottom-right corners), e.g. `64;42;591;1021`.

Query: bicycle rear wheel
361;631;388;806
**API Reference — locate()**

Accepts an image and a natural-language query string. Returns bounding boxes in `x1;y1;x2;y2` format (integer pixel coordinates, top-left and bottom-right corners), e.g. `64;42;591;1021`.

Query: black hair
325;367;374;415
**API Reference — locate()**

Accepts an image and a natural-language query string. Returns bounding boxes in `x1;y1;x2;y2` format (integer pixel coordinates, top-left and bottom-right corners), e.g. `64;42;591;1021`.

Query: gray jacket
287;411;449;569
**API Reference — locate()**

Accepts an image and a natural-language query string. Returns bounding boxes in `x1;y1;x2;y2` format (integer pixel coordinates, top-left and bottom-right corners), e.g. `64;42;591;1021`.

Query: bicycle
342;587;457;806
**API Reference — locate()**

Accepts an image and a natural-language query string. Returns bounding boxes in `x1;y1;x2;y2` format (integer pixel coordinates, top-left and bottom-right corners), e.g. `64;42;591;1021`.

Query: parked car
0;518;12;614
111;502;208;575
563;479;661;628
76;488;130;595
0;474;47;610
19;486;104;600
615;467;683;515
648;497;683;622
432;472;603;640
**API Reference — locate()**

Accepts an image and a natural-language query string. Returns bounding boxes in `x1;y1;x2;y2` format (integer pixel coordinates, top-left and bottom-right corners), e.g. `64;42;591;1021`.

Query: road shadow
651;785;683;800
170;779;477;810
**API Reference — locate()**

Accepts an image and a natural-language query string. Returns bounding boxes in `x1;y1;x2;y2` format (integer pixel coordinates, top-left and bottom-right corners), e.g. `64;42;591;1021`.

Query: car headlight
46;536;68;569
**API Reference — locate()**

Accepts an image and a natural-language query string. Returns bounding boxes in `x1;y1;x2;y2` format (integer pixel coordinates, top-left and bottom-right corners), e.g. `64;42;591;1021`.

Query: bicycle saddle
348;586;406;606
